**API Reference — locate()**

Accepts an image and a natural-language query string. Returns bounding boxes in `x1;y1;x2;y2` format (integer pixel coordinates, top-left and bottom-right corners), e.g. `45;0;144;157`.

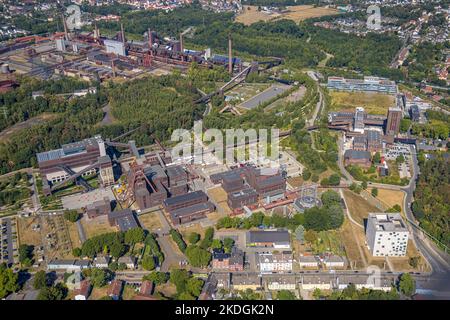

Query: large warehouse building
36;135;114;195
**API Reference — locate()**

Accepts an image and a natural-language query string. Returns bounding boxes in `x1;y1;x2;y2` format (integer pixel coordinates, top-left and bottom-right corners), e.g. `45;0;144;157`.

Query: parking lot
1;218;18;267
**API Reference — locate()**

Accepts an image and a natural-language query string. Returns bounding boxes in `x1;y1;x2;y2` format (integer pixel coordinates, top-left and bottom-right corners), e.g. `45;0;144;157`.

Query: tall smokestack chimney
111;60;116;78
148;28;153;48
62;14;69;41
179;33;184;53
93;23;98;39
120;23;125;45
228;34;233;74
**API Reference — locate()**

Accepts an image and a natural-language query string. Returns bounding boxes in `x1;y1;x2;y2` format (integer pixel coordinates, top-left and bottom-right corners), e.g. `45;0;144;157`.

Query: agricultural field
329;91;395;115
235;6;279;25
67;221;82;249
235;5;339;25
275;5;340;23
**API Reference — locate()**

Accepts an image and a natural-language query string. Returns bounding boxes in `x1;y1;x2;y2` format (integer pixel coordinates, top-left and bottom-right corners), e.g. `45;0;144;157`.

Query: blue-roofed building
36;136;114;194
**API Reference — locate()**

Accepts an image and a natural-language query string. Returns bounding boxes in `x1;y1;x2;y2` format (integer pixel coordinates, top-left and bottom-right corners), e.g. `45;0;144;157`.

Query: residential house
323;255;346;269
74;280;91;300
94;256;110;269
212;247;244;271
257;252;293;273
300;275;334;290
264;276;296;291
298;255;319;269
107;280;123;300
47;259;90;271
117;256;137;269
231;273;262;291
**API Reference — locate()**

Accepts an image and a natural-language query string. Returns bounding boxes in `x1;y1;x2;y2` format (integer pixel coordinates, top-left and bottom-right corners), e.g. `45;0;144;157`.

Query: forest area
412;154;450;248
0;77;106;174
108;73;206;145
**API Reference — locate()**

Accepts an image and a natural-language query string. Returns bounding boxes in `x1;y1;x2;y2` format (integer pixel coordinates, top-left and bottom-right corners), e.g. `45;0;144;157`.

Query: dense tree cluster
306;26;403;80
80;232;126;258
144;233;164;266
143;271;169;285
169;269;204;300
185;245;211;268
193;19;324;68
0;80;106;174
63;210;81;223
410;110;449;140
108;74;205;145
0;76;93;132
303;190;344;231
94;3;233;38
18;244;34;267
412;154;450;247
326;283;399;300
170;229;187;253
0;263;19;299
406;42;448;86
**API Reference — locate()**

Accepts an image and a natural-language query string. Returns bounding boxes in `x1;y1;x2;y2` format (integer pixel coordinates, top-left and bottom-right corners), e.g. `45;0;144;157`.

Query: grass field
17;217;42;247
89;286;109;300
179;224;207;243
138;212;163;232
339;219;366;269
81;215;117;239
235;5;339;25
156;282;176;299
207;186;232;215
311;230;346;257
67;221;82;249
330;91;395;115
343;189;379;225
368;188;404;212
122;284;138;300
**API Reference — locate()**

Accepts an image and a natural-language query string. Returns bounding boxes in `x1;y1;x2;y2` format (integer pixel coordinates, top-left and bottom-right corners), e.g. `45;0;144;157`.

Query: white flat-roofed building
366;213;409;257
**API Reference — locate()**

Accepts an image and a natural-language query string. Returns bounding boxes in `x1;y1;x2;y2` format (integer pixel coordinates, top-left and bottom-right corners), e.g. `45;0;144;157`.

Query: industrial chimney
62;14;69;41
120;23;125;45
228;34;233;74
179;33;184;53
148;28;153;48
